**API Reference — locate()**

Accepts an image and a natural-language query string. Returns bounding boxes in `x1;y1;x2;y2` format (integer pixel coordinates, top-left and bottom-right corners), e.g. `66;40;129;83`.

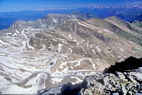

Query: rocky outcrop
104;56;142;73
38;57;142;95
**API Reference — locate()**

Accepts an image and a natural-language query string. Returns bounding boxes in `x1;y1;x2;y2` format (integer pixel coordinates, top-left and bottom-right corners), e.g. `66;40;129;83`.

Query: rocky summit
38;57;142;95
0;13;142;94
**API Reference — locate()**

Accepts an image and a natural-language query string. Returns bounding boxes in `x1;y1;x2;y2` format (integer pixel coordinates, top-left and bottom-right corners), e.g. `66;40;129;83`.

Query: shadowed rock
104;56;142;74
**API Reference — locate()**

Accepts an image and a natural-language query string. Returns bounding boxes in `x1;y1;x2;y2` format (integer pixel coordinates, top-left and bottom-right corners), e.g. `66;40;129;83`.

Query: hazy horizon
0;0;142;12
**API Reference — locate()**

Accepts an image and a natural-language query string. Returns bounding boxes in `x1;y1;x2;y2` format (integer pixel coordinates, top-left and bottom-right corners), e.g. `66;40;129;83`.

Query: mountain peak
105;16;125;23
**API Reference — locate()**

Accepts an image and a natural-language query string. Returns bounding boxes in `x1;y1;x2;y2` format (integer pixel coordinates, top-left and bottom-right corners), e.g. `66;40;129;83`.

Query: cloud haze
0;0;141;12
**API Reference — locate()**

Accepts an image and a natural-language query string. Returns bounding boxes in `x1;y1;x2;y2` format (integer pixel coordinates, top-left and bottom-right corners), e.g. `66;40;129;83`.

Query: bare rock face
0;13;142;94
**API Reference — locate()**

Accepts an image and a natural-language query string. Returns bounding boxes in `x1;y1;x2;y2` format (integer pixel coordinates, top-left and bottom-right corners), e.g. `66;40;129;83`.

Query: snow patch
53;19;57;23
58;43;63;53
96;45;101;52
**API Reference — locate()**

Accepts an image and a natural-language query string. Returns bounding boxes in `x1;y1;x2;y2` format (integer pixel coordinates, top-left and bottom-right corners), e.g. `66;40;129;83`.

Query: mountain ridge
0;13;142;94
0;7;142;30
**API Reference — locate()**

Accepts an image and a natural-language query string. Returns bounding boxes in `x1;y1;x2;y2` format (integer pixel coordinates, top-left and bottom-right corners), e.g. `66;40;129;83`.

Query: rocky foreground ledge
37;57;142;95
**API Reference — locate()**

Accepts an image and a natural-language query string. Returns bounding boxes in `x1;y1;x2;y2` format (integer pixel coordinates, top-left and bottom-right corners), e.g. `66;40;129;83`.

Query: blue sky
0;0;141;12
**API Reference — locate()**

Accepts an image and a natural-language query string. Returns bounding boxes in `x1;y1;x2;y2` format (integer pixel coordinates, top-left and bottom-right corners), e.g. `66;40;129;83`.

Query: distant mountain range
0;7;142;30
0;13;142;94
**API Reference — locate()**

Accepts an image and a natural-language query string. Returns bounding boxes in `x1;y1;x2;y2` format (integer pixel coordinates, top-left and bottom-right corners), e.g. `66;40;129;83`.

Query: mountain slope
0;14;142;94
38;57;142;95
